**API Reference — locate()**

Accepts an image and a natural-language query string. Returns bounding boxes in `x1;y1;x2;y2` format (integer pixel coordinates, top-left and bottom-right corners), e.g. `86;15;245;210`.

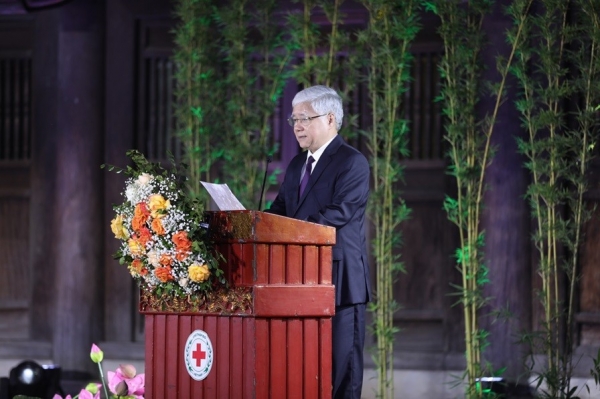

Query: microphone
258;155;272;211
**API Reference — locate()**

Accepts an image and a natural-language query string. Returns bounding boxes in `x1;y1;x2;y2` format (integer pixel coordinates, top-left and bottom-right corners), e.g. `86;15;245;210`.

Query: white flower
125;184;137;203
179;278;188;288
147;250;161;267
137;173;153;186
124;179;154;205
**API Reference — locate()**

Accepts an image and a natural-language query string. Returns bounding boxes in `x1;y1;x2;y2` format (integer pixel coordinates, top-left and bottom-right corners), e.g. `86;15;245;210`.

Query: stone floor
2;359;600;398
360;369;600;399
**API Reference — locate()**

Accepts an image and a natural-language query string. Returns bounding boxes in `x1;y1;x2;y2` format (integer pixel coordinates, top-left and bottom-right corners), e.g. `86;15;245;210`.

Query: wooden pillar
479;0;531;384
104;0;137;344
103;0;173;349
32;0;105;374
31;7;59;342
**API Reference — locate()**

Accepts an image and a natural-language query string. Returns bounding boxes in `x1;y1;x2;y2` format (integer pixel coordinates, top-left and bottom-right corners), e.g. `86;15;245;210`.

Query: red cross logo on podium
192;343;206;367
185;329;214;381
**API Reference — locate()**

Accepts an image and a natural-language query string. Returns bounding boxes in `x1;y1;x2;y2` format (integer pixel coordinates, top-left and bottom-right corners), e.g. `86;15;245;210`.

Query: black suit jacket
267;135;371;306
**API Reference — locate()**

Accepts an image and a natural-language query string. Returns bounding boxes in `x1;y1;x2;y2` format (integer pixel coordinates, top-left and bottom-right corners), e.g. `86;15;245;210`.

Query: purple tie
299;156;314;197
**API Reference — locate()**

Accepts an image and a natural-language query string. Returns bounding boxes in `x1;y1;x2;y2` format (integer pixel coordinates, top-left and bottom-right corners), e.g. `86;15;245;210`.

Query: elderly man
266;85;371;399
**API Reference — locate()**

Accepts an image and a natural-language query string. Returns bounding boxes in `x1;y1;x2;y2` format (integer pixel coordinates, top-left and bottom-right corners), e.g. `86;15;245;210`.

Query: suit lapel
290;157;303;210
295;135;343;210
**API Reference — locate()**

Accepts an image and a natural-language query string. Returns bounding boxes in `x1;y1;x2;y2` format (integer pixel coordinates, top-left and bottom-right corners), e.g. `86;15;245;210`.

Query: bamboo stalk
325;0;341;87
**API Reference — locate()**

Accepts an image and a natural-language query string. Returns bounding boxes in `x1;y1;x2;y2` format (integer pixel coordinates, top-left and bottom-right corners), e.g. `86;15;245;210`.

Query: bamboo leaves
173;0;223;202
359;1;420;398
175;0;293;208
432;1;493;394
512;0;600;396
428;0;531;396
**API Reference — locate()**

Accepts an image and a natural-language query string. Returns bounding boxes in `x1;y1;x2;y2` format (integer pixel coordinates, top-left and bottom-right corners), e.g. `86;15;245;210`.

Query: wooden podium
141;211;336;399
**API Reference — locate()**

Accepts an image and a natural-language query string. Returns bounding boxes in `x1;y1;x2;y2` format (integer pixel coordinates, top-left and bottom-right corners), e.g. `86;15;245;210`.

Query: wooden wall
578;162;600;348
0;16;32;342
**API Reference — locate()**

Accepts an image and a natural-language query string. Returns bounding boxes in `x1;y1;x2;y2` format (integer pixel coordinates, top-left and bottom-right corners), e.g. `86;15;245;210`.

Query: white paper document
200;181;246;211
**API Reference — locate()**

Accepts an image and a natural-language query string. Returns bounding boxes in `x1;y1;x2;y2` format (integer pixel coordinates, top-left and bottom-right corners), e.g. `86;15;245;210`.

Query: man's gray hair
292;85;344;131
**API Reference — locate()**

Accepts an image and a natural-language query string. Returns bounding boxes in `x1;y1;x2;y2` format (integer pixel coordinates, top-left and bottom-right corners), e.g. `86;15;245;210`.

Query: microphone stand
258;156;272;211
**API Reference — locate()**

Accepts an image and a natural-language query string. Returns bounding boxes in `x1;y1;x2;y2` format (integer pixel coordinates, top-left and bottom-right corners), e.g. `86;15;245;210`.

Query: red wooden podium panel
142;211;336;399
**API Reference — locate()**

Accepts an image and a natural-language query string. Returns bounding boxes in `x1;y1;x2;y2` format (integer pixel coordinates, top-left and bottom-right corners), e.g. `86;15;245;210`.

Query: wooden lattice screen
0;57;31;161
137;56;181;162
0;51;32;339
406;50;443;161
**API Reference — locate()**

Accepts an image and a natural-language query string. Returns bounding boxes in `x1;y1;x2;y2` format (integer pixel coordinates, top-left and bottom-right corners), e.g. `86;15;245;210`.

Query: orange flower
172;231;192;252
155;266;173;283
151;218;165;235
175;250;189;261
127;238;145;257
129;259;147;276
131;203;150;231
137;227;153;246
159;254;173;268
135;202;150;217
131;214;147;232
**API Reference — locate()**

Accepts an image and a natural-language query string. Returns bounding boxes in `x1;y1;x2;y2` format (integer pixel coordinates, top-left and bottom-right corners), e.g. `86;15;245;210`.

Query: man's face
291;102;333;153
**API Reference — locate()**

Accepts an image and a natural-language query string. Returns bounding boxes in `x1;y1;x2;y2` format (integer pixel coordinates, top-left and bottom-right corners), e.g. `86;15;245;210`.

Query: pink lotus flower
90;343;104;364
52;388;100;399
107;364;145;399
77;389;100;399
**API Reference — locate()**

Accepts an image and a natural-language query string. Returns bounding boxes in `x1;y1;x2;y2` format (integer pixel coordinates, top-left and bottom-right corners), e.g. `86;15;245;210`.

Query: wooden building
0;0;599;388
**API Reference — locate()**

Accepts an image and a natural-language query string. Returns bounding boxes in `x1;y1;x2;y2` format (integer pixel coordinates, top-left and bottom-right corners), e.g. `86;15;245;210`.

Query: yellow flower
128;238;145;257
110;215;128;240
188;263;210;282
148;194;171;218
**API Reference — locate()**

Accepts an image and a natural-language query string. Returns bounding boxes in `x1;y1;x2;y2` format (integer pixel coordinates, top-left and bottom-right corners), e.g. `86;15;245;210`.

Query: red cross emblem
185;329;213;381
192;343;206;367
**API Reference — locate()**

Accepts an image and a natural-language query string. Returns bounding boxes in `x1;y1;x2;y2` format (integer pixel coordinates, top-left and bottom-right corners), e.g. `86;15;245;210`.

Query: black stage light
9;360;45;397
6;360;62;399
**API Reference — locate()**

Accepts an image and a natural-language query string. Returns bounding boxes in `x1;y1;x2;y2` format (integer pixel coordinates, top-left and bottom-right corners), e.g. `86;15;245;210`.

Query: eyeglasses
287;114;327;127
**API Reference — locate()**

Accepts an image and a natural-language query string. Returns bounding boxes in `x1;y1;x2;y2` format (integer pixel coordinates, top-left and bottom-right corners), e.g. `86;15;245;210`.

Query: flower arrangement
105;150;225;300
53;344;144;399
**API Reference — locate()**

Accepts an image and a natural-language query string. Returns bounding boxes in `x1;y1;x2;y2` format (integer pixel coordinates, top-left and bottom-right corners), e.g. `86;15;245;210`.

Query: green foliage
427;0;531;396
358;1;421;398
511;0;600;397
286;0;359;90
431;0;493;395
172;0;224;204
212;0;291;207
172;0;289;209
286;0;363;139
592;349;600;387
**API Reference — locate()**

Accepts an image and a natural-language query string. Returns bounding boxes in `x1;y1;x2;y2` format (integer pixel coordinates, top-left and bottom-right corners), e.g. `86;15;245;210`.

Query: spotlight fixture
4;360;62;399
